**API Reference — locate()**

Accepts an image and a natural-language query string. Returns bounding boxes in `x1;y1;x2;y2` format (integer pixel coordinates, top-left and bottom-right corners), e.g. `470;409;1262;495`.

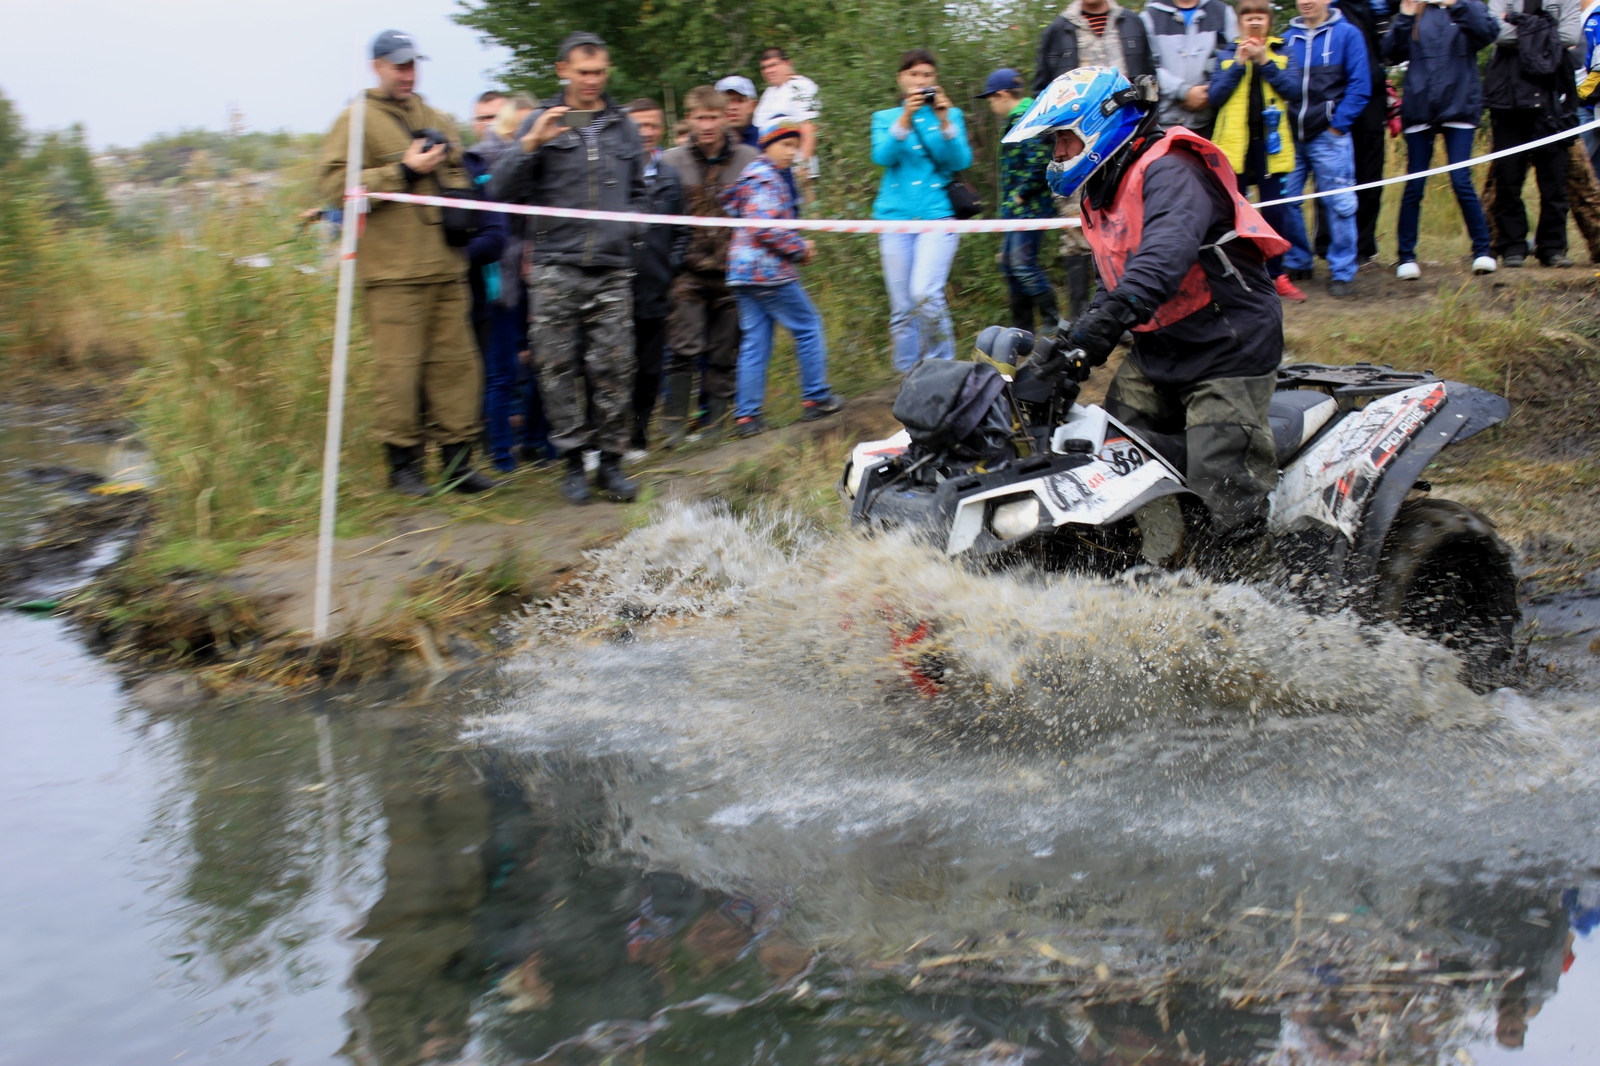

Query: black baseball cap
372;30;427;64
557;31;608;61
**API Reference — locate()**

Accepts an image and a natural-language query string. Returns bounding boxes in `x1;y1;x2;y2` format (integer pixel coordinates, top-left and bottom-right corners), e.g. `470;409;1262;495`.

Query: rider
1006;66;1289;551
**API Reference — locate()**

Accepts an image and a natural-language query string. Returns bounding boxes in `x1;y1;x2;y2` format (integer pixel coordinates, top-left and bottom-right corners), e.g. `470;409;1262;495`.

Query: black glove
1064;292;1150;368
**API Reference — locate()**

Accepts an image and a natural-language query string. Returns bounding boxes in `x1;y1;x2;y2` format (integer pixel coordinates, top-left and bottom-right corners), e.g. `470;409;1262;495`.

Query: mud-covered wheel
1373;498;1519;687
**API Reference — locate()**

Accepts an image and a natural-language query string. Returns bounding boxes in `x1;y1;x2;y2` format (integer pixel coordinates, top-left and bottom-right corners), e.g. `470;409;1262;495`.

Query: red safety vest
1079;127;1290;332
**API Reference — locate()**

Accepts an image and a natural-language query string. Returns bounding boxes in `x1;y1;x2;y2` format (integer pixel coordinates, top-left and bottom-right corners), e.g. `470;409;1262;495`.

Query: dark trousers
473;306;524;470
1314;123;1384;262
1237;168;1298;276
1488;108;1570;261
665;271;740;400
631;316;667;448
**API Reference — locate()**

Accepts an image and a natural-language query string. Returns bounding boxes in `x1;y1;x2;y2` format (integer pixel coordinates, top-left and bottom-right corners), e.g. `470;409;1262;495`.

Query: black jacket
1382;0;1498;128
1085;142;1282;386
1333;0;1391;132
488;95;647;271
1483;2;1580;125
633;155;687;320
1033;9;1155;94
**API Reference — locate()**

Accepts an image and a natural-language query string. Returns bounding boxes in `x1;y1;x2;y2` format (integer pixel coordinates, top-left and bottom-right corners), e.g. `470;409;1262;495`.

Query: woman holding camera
871;49;973;370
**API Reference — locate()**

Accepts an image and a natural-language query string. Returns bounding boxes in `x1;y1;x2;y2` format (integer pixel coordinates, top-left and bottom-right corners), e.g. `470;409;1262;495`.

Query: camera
413;127;449;152
918;87;938;106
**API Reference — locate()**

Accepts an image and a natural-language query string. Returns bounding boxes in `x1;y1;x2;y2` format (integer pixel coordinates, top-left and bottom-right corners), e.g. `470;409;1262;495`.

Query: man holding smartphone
490;31;647;504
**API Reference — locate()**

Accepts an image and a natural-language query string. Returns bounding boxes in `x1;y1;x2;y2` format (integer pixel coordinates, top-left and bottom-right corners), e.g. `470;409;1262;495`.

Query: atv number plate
1099;436;1147;476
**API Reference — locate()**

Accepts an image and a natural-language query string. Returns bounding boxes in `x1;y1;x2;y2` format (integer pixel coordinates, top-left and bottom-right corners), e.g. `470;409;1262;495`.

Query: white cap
715;75;758;99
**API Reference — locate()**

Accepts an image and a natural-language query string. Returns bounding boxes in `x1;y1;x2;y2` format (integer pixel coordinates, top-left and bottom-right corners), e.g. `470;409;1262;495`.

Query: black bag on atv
892;360;1014;462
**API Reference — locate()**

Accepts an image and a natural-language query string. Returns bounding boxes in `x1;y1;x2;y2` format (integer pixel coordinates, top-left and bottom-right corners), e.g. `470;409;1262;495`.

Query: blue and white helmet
1003;67;1148;199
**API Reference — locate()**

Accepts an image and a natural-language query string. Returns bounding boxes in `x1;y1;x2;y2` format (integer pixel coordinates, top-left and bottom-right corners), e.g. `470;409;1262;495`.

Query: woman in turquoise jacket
871;48;973;369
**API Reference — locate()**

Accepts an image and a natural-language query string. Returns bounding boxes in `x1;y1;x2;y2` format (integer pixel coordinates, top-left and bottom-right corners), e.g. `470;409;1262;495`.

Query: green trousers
363;279;482;448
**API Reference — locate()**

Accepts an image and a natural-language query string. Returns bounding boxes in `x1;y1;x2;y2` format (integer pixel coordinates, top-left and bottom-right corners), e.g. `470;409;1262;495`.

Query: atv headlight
843;460;861;499
990;496;1042;540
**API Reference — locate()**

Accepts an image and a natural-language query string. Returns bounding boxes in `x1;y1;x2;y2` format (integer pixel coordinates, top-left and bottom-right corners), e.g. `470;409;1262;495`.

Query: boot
385;443;430;498
595;453;639;502
1008;292;1034;333
560;450;590;504
438;441;502;494
1030;290;1060;334
659;372;694;449
699;396;730;444
1062;255;1094;323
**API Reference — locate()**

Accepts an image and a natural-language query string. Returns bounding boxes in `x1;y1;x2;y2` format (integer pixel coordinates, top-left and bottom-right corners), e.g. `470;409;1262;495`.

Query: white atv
839;327;1519;683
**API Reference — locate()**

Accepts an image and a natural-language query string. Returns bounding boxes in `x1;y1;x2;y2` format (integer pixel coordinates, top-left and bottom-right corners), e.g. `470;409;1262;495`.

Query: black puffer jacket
488;95;647;270
1032;8;1155;94
633;157;686;320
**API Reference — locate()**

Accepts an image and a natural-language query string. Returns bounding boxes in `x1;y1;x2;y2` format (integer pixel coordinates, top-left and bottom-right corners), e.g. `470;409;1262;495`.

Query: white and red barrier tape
358;115;1600;232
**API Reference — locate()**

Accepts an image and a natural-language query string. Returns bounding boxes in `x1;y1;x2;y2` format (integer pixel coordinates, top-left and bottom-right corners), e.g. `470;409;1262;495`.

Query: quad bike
838;327;1520;685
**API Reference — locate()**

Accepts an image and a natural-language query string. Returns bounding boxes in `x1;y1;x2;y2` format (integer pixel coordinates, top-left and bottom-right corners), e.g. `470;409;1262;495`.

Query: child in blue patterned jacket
718;118;839;437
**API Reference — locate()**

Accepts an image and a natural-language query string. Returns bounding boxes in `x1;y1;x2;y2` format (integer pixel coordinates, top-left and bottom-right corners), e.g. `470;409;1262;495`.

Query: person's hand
1329;127;1347;137
1239;39;1266;63
932;87;954;116
1398;0;1421;13
521;106;570;152
402;137;447;175
1182;85;1210;111
800;239;817;265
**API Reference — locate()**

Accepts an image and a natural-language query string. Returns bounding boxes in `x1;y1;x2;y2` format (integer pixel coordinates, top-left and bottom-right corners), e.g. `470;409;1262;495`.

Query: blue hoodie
1279;8;1374;141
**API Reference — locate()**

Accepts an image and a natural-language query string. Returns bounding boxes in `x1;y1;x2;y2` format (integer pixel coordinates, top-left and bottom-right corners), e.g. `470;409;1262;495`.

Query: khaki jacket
319;90;468;286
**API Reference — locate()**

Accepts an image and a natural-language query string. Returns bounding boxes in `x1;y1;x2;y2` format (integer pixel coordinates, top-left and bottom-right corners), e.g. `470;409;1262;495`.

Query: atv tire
1373;498;1519;688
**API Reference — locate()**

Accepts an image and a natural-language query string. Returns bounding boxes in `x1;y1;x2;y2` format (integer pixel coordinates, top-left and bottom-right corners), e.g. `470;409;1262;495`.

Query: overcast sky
0;0;513;148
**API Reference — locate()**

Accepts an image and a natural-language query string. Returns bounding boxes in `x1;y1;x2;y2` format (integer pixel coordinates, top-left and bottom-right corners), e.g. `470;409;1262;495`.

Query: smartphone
560;110;599;129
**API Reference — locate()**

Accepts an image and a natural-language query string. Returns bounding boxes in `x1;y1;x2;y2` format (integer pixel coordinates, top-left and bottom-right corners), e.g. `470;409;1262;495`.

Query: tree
33;124;109;226
0;88;25;170
454;0;839;104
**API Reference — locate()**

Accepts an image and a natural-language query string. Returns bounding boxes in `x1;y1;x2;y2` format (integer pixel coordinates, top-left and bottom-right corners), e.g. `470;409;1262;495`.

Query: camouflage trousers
530;263;636;456
1104;361;1279;535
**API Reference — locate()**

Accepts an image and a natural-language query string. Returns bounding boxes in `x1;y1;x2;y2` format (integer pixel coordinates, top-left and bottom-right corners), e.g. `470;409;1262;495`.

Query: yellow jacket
1210;37;1295;176
318;90;468;287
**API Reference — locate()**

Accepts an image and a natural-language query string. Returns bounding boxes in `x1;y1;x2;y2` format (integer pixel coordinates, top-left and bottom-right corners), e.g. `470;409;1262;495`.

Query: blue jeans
998;230;1051;299
1398;126;1491;262
731;282;830;420
1236;169;1303;277
1282;130;1358;281
878;231;959;370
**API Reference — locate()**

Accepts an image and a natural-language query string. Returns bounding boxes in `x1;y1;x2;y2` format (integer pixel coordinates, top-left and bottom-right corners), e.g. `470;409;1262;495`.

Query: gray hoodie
1140;0;1240;130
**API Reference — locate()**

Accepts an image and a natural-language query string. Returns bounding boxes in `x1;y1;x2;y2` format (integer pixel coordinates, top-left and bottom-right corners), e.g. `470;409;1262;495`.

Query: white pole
312;39;369;642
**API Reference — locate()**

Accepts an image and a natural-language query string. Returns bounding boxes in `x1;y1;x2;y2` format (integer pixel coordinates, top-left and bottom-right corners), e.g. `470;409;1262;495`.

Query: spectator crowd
322;5;1600;501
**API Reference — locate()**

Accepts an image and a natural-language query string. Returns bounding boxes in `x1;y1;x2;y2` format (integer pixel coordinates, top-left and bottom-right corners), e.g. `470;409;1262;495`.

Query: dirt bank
68;389;903;688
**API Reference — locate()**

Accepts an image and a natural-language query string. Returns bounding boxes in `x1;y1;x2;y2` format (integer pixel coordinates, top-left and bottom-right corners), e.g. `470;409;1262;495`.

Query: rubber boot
1008;292;1034;333
385;443;430;498
659;372;694;450
595;453;639;502
438;441;502;494
560;450;590;504
699;396;730;444
1062;255;1094;323
1030;289;1060;335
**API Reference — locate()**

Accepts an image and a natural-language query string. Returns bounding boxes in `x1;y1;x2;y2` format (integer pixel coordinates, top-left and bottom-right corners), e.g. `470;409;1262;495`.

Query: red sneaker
1274;274;1307;302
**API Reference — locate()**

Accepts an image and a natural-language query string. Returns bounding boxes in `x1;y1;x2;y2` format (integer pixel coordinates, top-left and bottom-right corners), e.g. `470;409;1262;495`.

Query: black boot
659;372;694;450
595;453;639;502
1008;292;1034;333
385;443;430;498
560;450;590;504
1062;255;1094;323
438;441;502;494
1031;289;1060;334
699;396;730;444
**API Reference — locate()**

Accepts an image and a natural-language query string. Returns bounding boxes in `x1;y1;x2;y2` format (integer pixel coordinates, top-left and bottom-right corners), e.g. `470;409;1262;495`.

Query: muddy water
4;433;1600;1064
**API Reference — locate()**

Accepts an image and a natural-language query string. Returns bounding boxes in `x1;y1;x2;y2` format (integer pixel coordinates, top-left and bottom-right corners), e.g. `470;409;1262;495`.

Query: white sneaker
1395;261;1421;280
1472;256;1498;275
